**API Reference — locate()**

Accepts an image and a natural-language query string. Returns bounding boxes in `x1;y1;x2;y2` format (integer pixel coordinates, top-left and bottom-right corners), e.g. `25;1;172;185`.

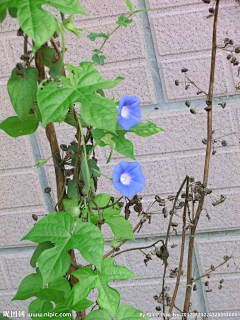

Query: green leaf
92;54;106;66
88;159;101;177
71;299;94;312
0;0;87;50
84;310;113;320
63;195;80;219
0;115;39;137
0;10;6;23
0;313;10;320
37;62;123;130
30;242;54;268
126;0;133;12
92;128;135;160
38;288;65;303
92;129;107;147
88;32;108;41
8;7;17;18
34;157;51;168
12;273;43;300
64;111;77;127
116;305;149;320
22;212;104;285
129;121;163;137
133;9;156;14
111;131;135;160
48;277;71;299
41;47;62;80
81;151;91;192
93;194;134;240
116;15;133;27
7;67;38;120
70;258;136;315
67;179;78;198
29;299;53;320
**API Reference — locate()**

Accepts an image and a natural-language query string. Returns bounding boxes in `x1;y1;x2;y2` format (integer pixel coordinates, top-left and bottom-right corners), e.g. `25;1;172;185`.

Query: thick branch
35;49;66;211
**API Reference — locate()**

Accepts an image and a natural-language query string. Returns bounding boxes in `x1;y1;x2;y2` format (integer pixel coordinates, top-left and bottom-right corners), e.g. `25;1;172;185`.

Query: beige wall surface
0;0;240;319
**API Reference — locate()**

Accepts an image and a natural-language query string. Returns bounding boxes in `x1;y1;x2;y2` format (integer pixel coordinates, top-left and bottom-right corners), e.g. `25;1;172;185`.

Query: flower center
121;106;129;118
120;173;131;185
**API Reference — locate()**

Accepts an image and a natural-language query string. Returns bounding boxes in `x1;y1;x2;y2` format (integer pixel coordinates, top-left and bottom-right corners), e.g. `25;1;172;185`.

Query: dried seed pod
231;56;237;64
193;284;197;291
227;54;232;60
218;102;226;108
66;149;75;159
210;265;215;271
220;279;224;284
229;39;234;45
171;244;177;248
206;289;212;292
70;140;78;146
190;108;196;114
16;70;24;78
195;193;201;201
202;0;210;3
32;214;38;221
16;63;23;70
134;203;142;213
17;27;24;36
44;187;51;193
209;7;214;13
162;207;168;215
224;38;231;44
60;144;68;151
20;53;31;61
171;222;178;227
185;100;191;107
235;46;240;54
206;188;212;194
189;176;195;183
118;201;124;207
218;285;223;290
153;295;158;300
181;68;188;73
146;253;152;260
158;200;166;206
155;195;161;202
181;192;186;198
233;60;239;66
212;150;216;155
220;194;226;203
206;99;212;105
175;80;179;86
204;106;211;112
205;281;209;286
197;90;203;95
202;138;207;144
221;140;227;146
185;84;190;90
168;195;175;201
156;306;161;311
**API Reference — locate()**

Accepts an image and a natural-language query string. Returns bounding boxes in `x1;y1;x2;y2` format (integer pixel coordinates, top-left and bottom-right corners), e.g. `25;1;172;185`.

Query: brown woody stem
182;1;220;317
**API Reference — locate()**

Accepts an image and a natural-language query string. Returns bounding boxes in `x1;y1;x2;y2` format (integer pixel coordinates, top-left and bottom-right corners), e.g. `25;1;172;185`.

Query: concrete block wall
0;0;240;319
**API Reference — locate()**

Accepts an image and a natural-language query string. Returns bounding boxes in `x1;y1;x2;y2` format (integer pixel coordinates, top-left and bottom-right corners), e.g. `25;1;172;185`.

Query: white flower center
120;173;131;185
121;106;129;118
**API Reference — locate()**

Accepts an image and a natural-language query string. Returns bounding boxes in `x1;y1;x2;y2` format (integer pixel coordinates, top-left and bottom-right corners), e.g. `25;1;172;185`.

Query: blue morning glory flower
112;161;145;197
117;95;141;130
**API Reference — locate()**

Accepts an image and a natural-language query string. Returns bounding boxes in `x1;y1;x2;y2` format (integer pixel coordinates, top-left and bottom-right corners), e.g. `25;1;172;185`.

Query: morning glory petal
118;95;141;130
112;161;145;197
